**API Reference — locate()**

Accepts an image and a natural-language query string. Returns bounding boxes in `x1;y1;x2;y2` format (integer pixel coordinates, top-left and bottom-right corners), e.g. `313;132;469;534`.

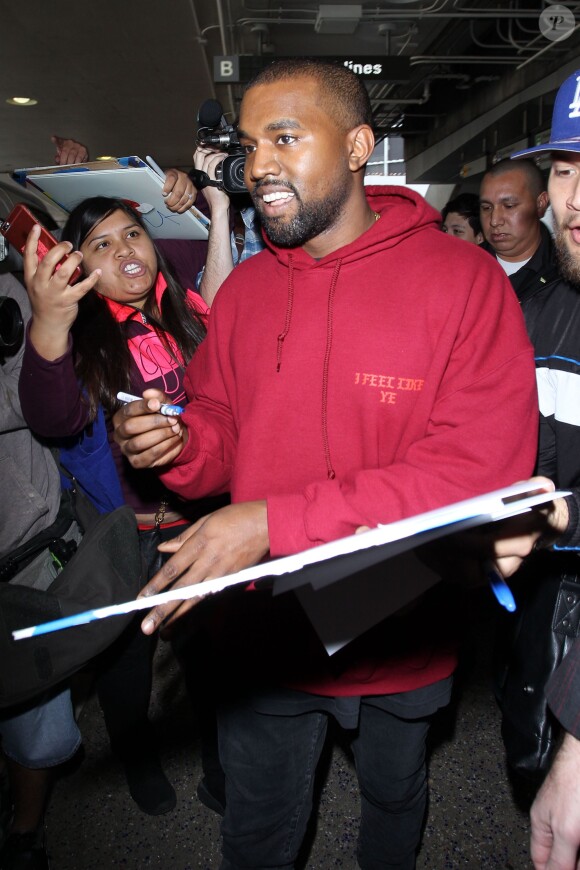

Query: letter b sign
214;56;240;82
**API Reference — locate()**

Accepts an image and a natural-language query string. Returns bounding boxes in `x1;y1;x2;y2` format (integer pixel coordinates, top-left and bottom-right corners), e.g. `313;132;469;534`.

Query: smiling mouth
257;191;296;223
262;191;295;204
121;261;146;277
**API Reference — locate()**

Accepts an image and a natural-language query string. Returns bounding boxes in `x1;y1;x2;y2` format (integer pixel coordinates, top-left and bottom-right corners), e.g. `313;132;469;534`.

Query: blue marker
116;391;184;417
485;560;517;612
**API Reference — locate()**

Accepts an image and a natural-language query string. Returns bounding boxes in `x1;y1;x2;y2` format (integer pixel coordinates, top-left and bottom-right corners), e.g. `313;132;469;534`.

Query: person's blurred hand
492;478;568;577
51;136;89;165
162;169;198;213
530;731;580;870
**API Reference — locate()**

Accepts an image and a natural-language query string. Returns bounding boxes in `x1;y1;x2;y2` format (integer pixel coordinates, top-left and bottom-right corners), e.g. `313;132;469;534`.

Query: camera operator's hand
24;225;100;361
193;146;237;306
162;168;198;213
194;147;231;218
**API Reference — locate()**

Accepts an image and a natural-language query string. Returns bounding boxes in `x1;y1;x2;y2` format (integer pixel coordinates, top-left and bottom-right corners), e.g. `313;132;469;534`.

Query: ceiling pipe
215;0;229;54
372;69;484;110
234;9;563;27
185;0;217;100
517;22;580;71
216;0;237;120
372;81;431;105
411;55;521;65
468;19;532;52
237;0;557;18
449;0;572;16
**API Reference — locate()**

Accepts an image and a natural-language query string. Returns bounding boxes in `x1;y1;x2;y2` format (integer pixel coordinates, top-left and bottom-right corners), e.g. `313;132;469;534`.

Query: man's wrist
549;495;579;550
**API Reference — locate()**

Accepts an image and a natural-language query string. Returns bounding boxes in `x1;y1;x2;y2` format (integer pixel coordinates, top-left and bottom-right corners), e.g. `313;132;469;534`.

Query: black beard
251;177;351;248
555;227;580;289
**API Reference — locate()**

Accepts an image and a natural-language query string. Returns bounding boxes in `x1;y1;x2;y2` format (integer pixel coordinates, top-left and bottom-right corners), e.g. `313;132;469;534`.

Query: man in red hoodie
115;59;538;868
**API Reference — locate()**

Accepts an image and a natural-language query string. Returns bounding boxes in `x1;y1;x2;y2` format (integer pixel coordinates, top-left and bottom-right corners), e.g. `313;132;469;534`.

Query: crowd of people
0;58;579;870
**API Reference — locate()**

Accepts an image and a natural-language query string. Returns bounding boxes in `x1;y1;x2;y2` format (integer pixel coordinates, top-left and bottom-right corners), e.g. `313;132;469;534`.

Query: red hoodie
162;186;538;696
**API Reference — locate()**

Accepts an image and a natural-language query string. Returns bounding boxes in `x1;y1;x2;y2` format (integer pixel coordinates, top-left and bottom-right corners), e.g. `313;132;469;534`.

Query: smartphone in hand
0;203;82;284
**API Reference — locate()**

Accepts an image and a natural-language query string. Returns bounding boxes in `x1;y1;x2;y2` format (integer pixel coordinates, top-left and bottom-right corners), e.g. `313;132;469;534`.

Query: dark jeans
218;695;432;870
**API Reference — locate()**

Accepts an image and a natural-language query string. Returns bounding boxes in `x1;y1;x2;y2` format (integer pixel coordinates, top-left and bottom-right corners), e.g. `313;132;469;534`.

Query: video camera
192;99;247;195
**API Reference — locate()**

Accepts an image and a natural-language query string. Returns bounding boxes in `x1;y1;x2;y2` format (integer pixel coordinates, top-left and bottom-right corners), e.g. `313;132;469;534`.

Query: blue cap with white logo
512;70;580;159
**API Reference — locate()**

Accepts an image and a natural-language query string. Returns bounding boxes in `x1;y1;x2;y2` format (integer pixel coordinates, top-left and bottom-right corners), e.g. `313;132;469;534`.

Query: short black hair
441;192;482;236
244;58;373;131
484;158;547;199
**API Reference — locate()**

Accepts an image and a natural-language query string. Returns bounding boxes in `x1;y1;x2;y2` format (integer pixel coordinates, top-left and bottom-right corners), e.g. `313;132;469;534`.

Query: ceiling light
314;4;362;34
6;97;38;106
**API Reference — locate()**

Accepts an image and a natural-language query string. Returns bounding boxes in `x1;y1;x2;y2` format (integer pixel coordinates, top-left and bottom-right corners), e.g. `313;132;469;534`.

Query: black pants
92;525;175;760
218;693;434;870
95;615;156;760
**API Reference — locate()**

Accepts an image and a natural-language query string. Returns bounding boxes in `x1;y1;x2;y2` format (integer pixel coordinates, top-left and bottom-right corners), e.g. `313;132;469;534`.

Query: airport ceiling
1;0;580;186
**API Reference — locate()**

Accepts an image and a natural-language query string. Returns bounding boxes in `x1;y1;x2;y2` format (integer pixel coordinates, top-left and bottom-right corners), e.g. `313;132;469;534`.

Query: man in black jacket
479;158;560;311
492;68;580;870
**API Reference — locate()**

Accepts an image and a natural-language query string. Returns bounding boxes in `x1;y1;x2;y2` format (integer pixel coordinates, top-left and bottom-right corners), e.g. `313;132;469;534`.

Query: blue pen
116;391;184;417
484;560;517;612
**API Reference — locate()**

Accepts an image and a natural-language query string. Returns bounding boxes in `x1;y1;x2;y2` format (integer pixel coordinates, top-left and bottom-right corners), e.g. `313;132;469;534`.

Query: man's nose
248;144;280;180
569;176;580;211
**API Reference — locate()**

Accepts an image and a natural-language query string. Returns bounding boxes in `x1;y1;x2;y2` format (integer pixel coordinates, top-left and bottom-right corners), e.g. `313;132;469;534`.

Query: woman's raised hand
23;223;101;360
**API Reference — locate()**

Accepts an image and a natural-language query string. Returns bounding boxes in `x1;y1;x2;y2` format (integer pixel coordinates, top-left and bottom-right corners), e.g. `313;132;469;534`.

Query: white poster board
13;481;567;655
14;157;209;240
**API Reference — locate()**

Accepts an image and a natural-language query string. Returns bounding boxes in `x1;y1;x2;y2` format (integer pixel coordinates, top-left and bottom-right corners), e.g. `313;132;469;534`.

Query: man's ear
537;190;550;218
347;125;375;172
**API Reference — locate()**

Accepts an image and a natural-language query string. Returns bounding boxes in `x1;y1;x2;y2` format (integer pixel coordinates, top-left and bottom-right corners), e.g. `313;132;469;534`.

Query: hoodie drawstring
276;254;295;373
276;254;342;480
321;258;342;480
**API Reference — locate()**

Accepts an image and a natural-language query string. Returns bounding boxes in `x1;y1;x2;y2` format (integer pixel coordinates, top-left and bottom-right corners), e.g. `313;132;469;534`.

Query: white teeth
263;191;294;203
123;263;141;275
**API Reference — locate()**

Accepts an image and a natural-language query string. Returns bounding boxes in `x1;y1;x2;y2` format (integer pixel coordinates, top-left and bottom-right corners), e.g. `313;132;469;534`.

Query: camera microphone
197;99;227;130
195;97;247;194
197;99;235;149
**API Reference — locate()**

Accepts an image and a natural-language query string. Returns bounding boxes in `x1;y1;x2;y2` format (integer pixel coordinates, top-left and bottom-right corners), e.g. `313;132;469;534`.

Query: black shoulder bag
0;478;143;708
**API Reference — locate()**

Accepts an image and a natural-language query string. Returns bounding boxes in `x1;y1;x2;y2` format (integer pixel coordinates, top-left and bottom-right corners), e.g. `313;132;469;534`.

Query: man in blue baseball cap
512;68;580;283
493;69;580;870
511;69;580;160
